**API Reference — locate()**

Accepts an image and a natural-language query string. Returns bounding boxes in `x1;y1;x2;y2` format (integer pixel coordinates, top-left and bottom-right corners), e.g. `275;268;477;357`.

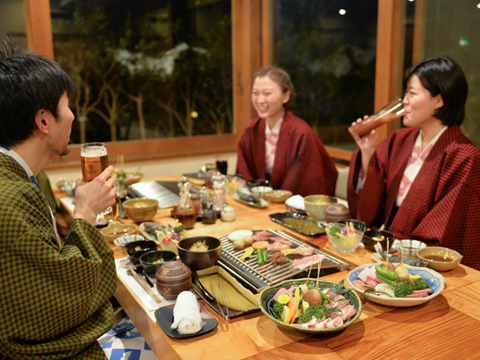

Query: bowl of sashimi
258;278;362;333
347;263;446;307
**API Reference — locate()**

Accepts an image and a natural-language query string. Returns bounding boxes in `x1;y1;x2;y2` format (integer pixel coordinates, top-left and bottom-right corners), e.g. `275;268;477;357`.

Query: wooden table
58;176;480;360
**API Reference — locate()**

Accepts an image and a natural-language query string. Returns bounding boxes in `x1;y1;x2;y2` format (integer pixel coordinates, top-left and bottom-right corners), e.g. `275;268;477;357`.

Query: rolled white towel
171;291;203;334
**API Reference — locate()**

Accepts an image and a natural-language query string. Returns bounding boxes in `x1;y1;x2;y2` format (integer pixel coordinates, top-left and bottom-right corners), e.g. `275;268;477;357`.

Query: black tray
269;212;325;236
155;303;218;338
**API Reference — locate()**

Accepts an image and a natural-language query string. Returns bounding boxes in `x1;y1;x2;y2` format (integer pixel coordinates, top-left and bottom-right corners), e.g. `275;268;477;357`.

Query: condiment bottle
348;98;404;139
199;186;210;217
175;177;196;229
212;173;226;212
190;193;200;217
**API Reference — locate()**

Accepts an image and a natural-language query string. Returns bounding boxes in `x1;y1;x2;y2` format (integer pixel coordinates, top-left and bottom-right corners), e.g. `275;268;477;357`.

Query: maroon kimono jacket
236;109;338;197
347;125;480;269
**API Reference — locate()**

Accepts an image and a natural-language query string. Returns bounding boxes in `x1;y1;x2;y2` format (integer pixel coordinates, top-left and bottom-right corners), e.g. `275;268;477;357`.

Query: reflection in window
272;0;377;150
50;0;232;144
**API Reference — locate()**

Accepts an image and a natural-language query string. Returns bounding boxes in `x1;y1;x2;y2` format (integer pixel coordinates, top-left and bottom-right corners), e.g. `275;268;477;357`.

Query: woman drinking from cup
236;66;338;197
347;57;480;270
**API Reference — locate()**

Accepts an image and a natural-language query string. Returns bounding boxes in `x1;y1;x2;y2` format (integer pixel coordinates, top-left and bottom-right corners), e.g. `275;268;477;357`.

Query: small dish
139;222;165;243
362;229;395;252
269;212;325;236
139;250;177;277
347;263;445;307
155;302;218;338
114;234;145;254
395;239;427;257
246;179;270;189
124;240;158;265
304;195;337;221
251;186;274;199
123;198;159;222
417;247;463;272
100;223;138;243
232;193;268;208
265;190;292;203
325;222;365;252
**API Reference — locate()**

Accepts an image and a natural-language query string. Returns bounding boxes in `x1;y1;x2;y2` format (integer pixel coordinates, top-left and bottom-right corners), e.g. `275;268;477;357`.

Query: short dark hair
403;56;468;126
0;40;75;147
254;66;295;103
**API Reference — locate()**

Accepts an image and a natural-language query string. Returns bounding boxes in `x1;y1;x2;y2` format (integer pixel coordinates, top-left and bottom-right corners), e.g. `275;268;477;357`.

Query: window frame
24;0;405;169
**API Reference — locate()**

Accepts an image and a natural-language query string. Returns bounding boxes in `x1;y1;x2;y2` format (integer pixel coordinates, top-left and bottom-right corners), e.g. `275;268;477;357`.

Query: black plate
155;303;218;338
269;212;325;236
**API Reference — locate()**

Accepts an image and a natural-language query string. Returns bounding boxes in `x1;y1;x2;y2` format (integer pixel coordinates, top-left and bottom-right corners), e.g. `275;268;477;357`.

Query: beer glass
81;142;109;182
348;98;404;140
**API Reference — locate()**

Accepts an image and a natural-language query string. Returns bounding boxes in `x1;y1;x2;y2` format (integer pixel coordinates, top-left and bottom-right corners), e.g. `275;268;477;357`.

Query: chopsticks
127;266;162;304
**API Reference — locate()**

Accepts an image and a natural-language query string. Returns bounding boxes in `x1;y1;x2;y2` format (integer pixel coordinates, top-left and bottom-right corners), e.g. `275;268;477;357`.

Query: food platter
232;193;268;208
347;263;445;307
258;278;362;333
269;212;325;236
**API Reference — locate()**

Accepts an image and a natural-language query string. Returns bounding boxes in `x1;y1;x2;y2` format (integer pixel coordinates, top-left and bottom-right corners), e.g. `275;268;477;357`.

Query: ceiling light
339;9;346;15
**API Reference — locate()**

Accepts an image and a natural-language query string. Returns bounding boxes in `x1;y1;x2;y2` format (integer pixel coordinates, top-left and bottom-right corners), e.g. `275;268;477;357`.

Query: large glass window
0;0;27;45
417;0;480;148
272;0;378;150
50;0;232;144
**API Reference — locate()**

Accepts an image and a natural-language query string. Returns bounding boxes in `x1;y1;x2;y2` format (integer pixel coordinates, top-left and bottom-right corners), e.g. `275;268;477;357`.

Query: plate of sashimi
347;263;446;307
258;278;362;333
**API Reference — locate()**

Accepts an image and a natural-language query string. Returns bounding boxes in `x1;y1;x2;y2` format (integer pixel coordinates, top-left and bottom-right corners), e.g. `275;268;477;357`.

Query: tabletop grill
217;229;350;293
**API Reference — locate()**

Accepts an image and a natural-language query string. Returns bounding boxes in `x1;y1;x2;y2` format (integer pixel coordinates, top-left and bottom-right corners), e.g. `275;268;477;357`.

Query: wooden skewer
315;256;322;288
306;255;315;286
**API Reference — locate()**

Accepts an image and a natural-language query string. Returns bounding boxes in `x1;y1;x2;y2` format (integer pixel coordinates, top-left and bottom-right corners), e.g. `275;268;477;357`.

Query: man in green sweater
0;40;117;359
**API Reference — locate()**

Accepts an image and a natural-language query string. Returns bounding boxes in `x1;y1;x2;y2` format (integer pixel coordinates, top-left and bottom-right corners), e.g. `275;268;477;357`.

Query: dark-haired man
0;41;117;359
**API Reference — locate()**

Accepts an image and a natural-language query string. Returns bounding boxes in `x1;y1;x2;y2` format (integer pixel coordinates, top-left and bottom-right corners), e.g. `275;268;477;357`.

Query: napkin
286;195;305;211
171;291;204;334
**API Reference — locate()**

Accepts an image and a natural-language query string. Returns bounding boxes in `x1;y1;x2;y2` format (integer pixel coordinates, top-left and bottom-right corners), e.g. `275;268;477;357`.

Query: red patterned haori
347;126;480;270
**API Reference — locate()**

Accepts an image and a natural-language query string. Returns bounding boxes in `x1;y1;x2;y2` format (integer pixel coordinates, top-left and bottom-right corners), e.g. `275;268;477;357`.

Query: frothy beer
81;143;108;182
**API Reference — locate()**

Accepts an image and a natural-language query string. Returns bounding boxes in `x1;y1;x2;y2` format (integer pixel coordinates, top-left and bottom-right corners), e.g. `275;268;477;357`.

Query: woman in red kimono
347;57;480;269
236;66;338;197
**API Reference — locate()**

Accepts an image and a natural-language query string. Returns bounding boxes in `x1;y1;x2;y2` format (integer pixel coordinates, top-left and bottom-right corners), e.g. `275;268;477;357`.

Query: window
0;0;27;45
50;0;233;144
272;0;378;151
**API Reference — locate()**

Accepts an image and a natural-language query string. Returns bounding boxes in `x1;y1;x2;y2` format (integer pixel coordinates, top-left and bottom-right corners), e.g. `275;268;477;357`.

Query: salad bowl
347;263;445;307
258;278;362;334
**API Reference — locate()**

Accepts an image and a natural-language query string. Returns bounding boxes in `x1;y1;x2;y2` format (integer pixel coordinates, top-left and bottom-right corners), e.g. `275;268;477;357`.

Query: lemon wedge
280;306;291;324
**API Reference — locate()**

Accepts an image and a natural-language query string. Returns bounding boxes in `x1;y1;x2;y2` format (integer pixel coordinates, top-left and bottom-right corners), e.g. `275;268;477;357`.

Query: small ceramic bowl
325;203;350;223
124;240;158;265
139;250;177;277
304;195;337;221
123;198;159;222
417;247;463;272
246;179;270;189
362;230;395;252
114;234;145;254
264;190;292;203
395;239;427;257
251;186;274;200
155;260;192;300
100;223;138;243
177;236;222;270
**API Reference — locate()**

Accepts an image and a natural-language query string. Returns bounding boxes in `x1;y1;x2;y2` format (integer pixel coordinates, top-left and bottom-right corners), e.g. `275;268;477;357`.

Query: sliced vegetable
239;246;254;261
228;229;254;242
281;248;297;256
277;294;291;304
377;273;398;287
252;241;269;250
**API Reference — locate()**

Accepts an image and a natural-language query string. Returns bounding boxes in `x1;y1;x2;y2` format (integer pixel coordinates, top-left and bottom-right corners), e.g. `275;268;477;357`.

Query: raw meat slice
292;255;325;270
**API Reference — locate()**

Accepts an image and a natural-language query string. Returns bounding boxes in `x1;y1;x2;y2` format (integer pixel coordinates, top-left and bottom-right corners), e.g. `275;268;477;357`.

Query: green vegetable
258;249;268;265
272;301;285;314
174;224;187;233
414;278;430;290
394;280;414;298
328;226;341;238
375;265;397;281
299;305;330;323
307;284;316;290
377;273;398;287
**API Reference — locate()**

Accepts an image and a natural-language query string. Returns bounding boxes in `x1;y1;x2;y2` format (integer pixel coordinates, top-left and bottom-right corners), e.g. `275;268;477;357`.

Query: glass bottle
199;186;210;217
175;177;196;229
190;193;200;218
212;172;226;212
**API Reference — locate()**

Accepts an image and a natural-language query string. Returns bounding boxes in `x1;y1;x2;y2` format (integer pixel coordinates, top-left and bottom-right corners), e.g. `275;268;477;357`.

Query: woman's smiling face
403;74;443;129
251;76;290;123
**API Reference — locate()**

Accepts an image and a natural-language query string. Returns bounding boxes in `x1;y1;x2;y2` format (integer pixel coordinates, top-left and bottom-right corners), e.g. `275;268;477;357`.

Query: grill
217;229;350;293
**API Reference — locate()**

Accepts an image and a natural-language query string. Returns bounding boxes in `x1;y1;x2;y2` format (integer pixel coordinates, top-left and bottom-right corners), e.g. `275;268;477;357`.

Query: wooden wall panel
24;0;54;59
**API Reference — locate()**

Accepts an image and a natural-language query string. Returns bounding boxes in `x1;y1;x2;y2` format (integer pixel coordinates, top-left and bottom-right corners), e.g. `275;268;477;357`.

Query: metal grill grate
217;229;350;292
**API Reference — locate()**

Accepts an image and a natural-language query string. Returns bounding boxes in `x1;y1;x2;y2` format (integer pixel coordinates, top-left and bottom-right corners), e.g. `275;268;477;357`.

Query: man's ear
34;109;49;135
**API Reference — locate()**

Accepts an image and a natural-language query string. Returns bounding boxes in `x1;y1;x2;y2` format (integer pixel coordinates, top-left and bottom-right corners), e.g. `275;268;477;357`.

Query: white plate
139;222;161;244
347;263;445;307
232;193;268;208
285;195;305;211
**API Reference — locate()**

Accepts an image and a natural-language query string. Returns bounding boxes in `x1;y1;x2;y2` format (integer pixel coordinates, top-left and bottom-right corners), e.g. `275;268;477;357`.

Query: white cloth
265;117;283;175
171;291;203;334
